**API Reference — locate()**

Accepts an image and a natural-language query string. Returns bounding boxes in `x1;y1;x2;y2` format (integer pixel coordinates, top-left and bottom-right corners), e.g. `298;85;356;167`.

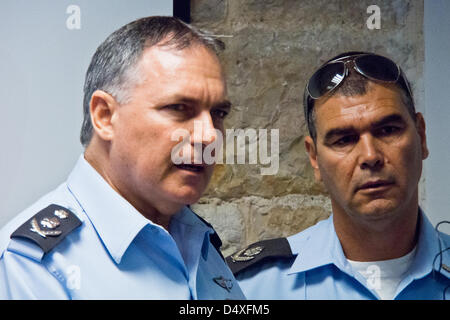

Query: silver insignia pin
54;209;69;219
213;276;233;292
40;217;60;229
30;218;62;238
231;245;264;262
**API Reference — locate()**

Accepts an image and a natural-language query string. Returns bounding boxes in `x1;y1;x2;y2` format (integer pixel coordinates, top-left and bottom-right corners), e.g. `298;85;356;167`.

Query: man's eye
378;126;400;136
211;109;228;120
333;135;357;147
166;104;187;112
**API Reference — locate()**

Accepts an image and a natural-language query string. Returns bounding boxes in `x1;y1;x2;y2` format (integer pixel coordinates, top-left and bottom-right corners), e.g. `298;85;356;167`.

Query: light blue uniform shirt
0;156;245;300
237;212;450;299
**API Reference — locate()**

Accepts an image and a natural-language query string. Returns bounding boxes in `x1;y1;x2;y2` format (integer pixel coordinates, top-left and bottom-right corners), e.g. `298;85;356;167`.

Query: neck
84;139;176;230
333;200;420;262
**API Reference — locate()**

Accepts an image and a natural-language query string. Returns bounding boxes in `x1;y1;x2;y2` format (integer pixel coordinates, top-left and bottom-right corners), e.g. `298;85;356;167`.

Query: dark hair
304;52;416;142
80;16;224;147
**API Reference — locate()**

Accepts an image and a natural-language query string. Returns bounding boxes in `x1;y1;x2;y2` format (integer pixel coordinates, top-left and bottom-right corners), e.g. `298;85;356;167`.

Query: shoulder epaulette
10;204;82;254
226;237;294;275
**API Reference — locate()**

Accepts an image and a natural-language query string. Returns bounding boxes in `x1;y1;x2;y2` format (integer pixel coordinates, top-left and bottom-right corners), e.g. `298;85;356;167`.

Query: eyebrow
177;97;232;111
323;127;356;143
211;100;232;111
370;114;406;129
323;113;407;142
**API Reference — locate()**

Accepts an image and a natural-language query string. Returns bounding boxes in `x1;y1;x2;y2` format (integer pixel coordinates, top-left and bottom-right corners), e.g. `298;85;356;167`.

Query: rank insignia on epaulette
226;238;294;275
230;245;264;262
10;204;82;254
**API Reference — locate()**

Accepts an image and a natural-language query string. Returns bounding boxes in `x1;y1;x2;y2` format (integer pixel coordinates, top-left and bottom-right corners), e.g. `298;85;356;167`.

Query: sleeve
0;250;69;300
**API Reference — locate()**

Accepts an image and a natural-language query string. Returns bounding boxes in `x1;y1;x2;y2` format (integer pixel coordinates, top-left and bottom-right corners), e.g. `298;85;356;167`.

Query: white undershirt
347;247;417;300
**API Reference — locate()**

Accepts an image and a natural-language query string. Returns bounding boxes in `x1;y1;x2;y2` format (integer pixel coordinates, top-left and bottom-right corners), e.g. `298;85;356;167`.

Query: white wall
424;0;450;233
0;0;172;227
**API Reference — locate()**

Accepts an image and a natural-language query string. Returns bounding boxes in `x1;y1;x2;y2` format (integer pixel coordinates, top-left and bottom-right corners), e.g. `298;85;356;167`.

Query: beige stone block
191;0;424;254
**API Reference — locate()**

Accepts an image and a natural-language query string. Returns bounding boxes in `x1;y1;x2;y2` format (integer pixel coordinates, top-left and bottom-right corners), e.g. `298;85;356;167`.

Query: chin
355;199;400;220
171;187;205;205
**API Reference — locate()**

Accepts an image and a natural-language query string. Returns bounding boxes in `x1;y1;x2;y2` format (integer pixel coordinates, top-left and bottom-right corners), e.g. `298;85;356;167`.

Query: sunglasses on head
304;53;413;117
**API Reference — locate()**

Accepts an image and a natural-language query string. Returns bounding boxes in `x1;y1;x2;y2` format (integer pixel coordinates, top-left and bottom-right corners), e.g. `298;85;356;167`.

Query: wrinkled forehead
139;43;223;76
127;44;227;105
314;82;412;131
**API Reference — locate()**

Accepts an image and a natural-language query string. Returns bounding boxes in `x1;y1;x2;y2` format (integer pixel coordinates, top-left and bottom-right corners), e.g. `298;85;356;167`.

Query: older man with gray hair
0;16;244;300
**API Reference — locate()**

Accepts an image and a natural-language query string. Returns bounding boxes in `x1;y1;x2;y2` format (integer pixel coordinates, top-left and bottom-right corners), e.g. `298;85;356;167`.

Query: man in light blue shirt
228;52;449;299
232;210;449;299
0;16;245;300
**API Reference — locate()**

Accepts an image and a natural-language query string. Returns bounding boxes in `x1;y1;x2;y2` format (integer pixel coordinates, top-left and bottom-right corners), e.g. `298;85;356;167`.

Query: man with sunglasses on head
227;52;450;300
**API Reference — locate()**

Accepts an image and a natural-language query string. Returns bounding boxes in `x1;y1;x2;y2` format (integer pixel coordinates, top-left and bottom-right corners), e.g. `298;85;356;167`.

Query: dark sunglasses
304;53;413;116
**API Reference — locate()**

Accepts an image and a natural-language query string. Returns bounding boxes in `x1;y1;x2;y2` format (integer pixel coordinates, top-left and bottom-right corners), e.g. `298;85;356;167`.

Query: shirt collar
287;215;347;274
171;206;212;232
408;209;450;279
170;206;214;261
287;209;449;279
66;155;152;264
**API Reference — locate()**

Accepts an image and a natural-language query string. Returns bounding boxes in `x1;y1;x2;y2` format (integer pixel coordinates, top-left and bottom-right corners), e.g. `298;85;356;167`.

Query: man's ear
305;136;322;182
89;90;118;142
415;112;429;160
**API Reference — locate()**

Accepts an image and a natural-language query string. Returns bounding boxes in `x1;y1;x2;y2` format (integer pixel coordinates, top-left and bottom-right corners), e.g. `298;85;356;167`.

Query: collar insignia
213;276;233;292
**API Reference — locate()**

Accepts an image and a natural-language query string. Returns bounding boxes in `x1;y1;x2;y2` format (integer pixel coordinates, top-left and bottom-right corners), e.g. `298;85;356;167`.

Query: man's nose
358;135;384;170
191;111;218;146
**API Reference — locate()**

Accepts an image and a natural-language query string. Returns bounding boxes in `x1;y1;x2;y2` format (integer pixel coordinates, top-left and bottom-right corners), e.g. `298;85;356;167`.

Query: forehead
139;44;224;82
131;44;226;103
314;83;412;133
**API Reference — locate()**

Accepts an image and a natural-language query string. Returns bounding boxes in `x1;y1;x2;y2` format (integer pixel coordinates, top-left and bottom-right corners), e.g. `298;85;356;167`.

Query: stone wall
190;0;424;256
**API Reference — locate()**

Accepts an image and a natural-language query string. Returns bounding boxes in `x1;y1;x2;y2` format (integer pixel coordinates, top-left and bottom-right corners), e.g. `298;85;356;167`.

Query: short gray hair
80;16;224;147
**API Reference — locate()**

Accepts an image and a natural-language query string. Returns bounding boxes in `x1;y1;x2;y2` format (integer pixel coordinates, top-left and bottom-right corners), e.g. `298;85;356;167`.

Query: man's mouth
357;180;394;192
175;164;206;173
